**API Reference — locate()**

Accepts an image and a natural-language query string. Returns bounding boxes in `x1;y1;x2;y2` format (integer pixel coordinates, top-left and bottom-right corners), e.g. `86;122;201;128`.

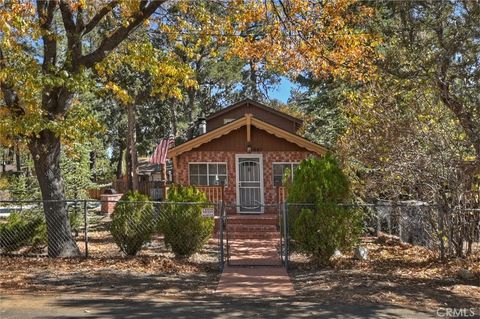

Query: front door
236;154;264;213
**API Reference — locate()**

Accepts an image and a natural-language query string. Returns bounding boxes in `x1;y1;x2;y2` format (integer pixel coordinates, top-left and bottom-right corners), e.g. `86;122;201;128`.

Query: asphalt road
0;293;442;319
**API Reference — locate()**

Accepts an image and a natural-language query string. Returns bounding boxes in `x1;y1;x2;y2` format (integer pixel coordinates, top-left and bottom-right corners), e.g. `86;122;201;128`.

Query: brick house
167;99;327;214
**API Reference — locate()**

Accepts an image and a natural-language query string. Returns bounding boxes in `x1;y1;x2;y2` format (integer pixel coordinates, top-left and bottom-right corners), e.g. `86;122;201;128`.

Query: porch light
246;144;252;153
214;174;220;185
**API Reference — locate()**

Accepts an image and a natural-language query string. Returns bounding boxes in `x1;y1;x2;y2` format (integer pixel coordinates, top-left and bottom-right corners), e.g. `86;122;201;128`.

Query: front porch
92;181;288;209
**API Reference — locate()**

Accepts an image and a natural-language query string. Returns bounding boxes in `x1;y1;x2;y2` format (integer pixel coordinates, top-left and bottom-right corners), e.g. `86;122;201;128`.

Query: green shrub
159;186;214;258
7;174;41;201
287;154;362;265
110;192;155;256
0;211;46;252
68;205;83;236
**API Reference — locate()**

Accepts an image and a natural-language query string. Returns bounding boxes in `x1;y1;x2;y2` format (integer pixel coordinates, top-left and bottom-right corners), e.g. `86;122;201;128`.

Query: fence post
439;207;446;261
83;200;88;258
283;202;289;269
398;207;403;240
219;200;224;270
376;210;381;236
278;202;283;264
388;208;392;235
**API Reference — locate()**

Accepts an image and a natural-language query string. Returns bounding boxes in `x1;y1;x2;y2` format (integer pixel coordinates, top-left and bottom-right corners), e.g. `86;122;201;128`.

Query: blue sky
269;77;296;103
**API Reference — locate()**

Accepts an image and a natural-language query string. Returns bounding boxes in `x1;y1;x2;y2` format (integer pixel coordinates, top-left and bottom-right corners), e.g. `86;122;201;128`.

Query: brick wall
176;150;315;213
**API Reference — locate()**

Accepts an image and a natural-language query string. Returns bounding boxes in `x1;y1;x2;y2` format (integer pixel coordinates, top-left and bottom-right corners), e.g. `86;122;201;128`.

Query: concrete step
227;231;280;240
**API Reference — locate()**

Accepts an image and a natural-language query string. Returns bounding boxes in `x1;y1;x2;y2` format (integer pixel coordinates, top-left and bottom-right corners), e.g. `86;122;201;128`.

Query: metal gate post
279;202;283;264
219;201;224;270
283;202;289;269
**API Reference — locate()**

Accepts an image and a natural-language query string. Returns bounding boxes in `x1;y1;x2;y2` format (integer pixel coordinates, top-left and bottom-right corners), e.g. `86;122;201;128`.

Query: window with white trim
273;163;299;186
189;163;227;186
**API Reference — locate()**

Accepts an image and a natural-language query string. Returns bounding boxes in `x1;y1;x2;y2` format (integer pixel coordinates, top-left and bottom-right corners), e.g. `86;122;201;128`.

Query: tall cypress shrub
287;154;362;265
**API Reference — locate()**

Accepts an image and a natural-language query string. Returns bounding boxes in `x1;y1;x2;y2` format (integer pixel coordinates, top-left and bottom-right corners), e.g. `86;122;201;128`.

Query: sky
269;77;296;103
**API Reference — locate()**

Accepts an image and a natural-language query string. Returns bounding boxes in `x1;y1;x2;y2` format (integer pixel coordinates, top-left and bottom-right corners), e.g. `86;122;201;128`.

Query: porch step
214;215;279;238
227;231;280;240
226;215;278;225
226;224;278;232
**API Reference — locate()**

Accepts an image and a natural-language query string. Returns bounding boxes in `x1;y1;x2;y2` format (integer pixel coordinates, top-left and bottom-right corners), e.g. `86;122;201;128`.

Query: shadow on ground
0;294;436;319
21;270;221;297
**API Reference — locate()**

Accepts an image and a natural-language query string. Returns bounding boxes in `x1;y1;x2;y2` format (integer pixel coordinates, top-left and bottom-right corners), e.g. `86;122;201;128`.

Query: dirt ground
1;236;478;315
289;237;480;313
0;240;221;297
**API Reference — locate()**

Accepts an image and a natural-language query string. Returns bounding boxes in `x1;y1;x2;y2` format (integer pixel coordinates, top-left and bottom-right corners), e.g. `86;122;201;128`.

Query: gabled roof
168;114;328;157
206;98;303;125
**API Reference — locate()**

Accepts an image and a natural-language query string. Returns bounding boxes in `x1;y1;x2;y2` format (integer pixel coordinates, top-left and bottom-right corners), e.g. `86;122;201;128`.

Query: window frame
272;162;300;186
188;162;228;186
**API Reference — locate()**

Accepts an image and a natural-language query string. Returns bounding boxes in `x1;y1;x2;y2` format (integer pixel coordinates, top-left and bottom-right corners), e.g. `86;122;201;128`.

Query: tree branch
37;0;58;71
59;0;82;71
437;78;480;157
79;0;164;69
0;48;25;116
81;0;119;36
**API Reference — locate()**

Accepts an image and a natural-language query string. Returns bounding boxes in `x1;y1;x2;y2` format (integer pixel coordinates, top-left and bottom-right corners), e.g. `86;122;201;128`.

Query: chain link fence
2;200;479;270
0;200;220;265
281;203;480;267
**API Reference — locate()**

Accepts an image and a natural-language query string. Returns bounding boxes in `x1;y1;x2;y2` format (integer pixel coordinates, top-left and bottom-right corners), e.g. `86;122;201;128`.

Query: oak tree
0;0;166;257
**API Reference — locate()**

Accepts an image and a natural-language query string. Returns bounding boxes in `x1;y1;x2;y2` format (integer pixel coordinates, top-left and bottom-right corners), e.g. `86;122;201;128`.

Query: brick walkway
228;239;282;266
215;238;295;296
215;265;295;296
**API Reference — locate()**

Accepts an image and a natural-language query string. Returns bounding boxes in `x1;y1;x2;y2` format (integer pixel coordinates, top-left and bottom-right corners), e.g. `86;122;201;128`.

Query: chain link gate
218;203;286;267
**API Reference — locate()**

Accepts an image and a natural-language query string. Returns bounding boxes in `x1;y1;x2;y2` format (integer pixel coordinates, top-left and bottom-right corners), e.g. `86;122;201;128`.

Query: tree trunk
170;102;178;138
116;145;124;179
125;140;132;188
29;130;80;257
186;89;196;123
127;103;139;191
15;142;21;172
89;151;96;182
249;60;260;100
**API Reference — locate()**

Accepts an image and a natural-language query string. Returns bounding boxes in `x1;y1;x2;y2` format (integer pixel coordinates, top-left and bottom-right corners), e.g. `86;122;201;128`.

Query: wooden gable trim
168;116;247;157
168;115;328;157
250;117;328;155
246;113;252;143
206;98;303;125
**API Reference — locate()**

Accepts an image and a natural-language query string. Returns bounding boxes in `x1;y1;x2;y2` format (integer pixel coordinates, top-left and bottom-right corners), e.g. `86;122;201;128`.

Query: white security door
236;155;264;213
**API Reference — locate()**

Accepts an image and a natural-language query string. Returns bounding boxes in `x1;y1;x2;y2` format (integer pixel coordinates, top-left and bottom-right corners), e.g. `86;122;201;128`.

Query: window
189;163;227;186
273;163;299;186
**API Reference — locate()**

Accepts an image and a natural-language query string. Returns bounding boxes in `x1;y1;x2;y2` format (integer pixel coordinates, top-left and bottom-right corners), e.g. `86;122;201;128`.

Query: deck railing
109;180;167;201
195;186;223;203
89;180;223;203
